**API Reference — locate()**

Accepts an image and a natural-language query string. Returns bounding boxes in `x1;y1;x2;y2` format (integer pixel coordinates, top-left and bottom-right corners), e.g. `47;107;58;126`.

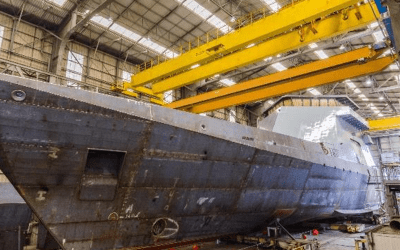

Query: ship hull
0;74;369;250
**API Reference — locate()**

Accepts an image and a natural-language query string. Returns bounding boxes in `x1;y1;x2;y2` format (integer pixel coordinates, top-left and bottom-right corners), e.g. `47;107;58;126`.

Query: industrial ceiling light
365;78;373;85
379;96;384;100
339;44;346;50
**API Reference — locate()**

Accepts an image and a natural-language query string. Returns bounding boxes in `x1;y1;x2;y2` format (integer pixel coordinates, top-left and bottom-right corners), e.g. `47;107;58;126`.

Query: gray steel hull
0;74;369;250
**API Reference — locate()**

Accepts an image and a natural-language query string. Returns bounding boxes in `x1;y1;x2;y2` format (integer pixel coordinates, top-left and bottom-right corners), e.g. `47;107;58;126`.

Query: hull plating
0;74;369;250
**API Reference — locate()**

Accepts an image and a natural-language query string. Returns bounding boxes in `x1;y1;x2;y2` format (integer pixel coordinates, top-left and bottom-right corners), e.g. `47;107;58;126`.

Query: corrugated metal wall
0;12;137;89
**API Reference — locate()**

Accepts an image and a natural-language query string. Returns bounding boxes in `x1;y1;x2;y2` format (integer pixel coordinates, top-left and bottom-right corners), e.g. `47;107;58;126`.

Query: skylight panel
389;64;399;70
314;50;329;59
308;88;321;96
220;78;236;86
358;94;368;101
354;88;361;94
91;15;113;27
370;104;379;113
309;43;318;49
91;15;178;59
176;0;229;33
262;0;281;12
345;80;356;89
308;43;329;59
48;0;67;6
271;62;287;72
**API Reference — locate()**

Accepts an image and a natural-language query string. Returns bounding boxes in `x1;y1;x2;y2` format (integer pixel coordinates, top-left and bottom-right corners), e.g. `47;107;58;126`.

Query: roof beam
130;0;364;88
150;3;379;94
64;0;115;39
165;51;395;113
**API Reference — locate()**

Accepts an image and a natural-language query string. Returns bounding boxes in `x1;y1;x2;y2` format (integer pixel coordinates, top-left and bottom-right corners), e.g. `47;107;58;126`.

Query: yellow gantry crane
166;47;396;113
369;116;400;131
112;0;383;109
131;0;365;89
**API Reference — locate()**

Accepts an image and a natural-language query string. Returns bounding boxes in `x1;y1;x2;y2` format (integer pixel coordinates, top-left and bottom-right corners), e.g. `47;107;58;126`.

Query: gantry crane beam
369;116;400;131
151;3;379;94
131;0;364;87
167;47;380;110
165;54;395;114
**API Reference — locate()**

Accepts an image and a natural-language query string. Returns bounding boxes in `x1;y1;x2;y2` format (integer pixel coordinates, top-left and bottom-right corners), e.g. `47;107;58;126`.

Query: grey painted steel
387;0;400;56
0;74;374;250
0;173;31;250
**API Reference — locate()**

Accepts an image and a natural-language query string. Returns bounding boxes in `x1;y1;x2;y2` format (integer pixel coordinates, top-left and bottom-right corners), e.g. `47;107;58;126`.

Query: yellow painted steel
110;82;164;104
167;47;379;110
151;3;379;94
131;0;362;87
368;116;400;131
167;56;395;114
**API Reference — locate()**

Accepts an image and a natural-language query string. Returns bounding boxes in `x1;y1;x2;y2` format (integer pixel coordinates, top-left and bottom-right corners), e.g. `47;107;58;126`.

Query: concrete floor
173;227;376;250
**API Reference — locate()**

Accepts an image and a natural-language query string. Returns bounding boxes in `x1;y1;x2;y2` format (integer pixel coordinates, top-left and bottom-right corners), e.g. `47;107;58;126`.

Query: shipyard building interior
1;0;400;249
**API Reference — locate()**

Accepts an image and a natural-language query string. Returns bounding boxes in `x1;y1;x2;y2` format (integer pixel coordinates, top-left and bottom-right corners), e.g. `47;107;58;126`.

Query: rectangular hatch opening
79;149;126;201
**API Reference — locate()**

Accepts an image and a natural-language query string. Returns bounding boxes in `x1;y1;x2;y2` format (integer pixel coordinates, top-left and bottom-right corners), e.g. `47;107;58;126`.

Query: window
122;71;132;82
66;51;84;86
164;90;173;104
229;109;236;123
0;26;4;48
